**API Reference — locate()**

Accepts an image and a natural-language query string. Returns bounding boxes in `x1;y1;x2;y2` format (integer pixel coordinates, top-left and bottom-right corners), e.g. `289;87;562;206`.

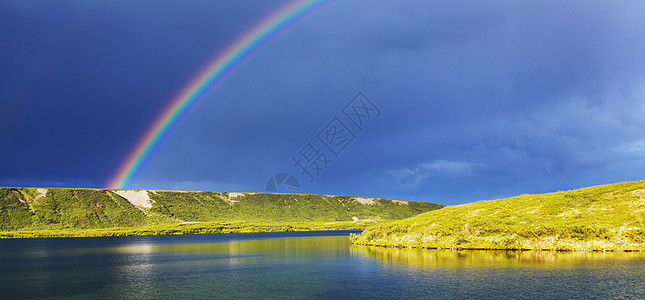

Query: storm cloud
2;0;645;204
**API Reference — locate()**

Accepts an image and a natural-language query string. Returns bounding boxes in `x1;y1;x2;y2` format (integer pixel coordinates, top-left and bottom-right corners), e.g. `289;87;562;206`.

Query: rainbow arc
106;0;327;189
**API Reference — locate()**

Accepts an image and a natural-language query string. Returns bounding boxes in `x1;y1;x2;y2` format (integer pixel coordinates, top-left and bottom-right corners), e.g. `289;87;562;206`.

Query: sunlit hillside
352;180;645;251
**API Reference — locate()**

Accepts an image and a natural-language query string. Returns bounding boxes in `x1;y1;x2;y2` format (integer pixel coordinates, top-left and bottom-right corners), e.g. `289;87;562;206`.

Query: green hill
351;180;645;251
0;187;443;237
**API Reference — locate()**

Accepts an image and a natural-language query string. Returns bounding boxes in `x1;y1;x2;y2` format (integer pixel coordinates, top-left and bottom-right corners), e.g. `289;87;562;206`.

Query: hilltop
351;180;645;251
0;188;443;238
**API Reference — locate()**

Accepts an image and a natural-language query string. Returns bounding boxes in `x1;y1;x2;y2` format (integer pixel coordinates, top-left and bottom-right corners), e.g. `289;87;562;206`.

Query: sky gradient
2;0;645;205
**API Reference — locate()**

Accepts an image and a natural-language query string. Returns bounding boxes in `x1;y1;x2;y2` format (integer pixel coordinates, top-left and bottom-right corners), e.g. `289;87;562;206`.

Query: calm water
1;231;645;299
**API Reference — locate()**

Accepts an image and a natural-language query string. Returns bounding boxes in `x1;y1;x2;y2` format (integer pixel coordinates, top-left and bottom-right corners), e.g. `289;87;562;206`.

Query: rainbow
106;0;328;189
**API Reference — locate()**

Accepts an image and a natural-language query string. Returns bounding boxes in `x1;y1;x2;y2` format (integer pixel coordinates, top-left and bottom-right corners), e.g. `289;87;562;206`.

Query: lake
1;230;644;299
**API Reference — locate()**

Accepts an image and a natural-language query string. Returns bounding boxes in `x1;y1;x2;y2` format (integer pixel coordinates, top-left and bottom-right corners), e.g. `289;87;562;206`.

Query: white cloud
386;160;480;190
616;139;645;156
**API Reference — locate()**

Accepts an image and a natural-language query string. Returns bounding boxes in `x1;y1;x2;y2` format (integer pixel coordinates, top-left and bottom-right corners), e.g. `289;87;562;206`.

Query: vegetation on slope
351;180;645;251
0;187;443;237
148;191;439;222
0;188;151;230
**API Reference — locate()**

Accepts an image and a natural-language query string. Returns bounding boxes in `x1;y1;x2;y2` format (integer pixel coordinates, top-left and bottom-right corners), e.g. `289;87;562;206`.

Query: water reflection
351;245;645;269
106;235;350;256
0;232;357;299
114;243;155;298
1;232;645;299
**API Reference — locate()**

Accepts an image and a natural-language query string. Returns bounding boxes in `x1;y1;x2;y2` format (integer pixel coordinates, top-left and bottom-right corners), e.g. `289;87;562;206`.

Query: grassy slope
148;191;440;222
0;188;443;237
351;180;645;251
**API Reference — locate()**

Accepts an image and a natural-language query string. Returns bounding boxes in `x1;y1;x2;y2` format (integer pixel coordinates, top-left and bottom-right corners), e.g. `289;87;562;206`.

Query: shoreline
0;221;367;239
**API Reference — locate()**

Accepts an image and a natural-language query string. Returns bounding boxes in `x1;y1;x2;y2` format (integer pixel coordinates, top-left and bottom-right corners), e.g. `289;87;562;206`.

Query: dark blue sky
2;0;645;205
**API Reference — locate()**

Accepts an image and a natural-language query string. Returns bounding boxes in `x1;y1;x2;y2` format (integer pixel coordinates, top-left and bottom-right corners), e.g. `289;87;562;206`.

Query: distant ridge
0;188;443;233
